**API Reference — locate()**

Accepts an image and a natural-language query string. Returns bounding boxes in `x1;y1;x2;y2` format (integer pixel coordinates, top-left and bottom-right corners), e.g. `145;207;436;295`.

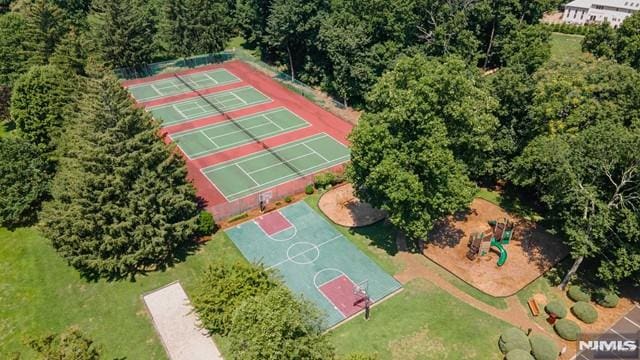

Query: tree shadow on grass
349;220;399;256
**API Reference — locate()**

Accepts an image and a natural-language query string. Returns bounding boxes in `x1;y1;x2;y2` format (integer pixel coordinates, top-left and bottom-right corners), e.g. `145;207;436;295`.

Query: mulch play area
424;198;569;297
318;183;386;227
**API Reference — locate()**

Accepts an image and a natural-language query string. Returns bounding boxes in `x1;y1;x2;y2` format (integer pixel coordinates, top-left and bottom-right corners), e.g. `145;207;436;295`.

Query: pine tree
160;0;190;58
90;0;156;69
23;0;68;65
50;27;88;75
0;12;29;86
41;74;199;279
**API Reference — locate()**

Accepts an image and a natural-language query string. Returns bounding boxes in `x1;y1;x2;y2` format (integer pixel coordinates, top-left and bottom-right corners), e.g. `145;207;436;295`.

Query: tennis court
148;86;271;126
226;201;402;328
201;133;350;201
170;108;309;159
127;69;240;102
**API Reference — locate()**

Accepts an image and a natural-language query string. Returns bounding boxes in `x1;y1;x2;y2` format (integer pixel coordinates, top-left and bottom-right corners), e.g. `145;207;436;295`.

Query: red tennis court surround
319;275;366;318
255;211;292;236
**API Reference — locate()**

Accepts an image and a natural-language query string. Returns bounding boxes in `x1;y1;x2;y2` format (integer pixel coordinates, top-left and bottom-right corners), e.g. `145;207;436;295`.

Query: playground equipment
466;218;514;266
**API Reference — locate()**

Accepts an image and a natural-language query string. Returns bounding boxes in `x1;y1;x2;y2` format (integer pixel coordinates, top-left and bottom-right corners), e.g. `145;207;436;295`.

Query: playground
424;198;569;297
225;201;402;328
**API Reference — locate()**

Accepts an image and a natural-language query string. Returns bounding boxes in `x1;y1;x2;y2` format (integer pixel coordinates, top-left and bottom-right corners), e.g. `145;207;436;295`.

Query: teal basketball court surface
225;201;402;328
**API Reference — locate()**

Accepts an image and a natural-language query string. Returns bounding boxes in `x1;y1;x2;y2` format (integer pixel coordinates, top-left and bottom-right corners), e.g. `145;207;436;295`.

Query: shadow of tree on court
350;220;398;256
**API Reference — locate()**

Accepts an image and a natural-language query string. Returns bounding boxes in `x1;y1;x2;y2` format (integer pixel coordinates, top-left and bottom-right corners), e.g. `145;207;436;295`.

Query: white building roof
565;0;640;10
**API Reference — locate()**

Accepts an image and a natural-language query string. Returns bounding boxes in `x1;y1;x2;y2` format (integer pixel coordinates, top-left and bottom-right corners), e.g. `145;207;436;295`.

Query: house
562;0;639;27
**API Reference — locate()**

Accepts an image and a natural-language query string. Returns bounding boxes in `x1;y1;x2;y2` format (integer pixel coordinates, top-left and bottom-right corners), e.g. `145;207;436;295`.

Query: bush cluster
505;349;535;360
567;285;591;302
305;184;315;194
196;211;217;236
499;327;531;354
529;334;559;360
555;319;581;341
544;300;568;318
572;301;598;324
595;290;619;308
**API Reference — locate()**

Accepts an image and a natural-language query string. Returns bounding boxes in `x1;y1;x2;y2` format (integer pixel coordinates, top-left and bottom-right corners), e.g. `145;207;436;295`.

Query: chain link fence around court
208;164;347;221
115;49;347;112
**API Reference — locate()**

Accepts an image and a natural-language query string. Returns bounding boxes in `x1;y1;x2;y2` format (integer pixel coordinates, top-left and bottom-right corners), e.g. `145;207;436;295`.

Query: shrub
572;302;598;324
191;262;278;335
197;211;217;236
529;334;559;360
544;300;568;318
305;184;314;195
314;172;336;189
228;212;248;222
594;290;619;308
567;285;590;302
343;353;378;360
505;349;535;360
284;195;292;203
555;319;581;341
499;327;531;354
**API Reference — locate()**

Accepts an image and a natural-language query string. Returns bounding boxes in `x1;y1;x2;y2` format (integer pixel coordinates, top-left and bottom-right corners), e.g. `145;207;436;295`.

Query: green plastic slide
493;242;508;266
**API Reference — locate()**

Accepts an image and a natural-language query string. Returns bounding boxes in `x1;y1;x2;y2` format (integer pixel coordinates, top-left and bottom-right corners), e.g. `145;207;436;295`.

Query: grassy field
550;32;585;63
0;226;244;359
330;279;510;359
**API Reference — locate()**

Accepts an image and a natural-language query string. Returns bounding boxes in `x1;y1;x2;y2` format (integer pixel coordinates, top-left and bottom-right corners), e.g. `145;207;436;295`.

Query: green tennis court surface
148;86;271;126
171;108;309;159
127;69;240;101
225;201;402;328
201;133;350;201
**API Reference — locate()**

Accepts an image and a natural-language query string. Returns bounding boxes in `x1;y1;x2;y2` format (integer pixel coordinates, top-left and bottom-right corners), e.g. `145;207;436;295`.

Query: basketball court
573;304;640;360
225;201;402;328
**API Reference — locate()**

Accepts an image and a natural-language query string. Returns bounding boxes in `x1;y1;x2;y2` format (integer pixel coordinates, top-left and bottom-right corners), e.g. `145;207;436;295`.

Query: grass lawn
330;279;510;359
550;32;585;63
0;226;244;359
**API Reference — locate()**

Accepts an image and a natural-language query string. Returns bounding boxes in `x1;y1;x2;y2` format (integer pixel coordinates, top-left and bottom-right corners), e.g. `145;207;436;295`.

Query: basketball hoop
258;191;272;212
353;279;371;320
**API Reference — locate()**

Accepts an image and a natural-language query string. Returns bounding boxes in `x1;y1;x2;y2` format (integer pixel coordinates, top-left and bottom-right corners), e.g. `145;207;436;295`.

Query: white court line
229;91;248;105
235;164;260;186
202;72;220;84
267;235;342;270
302;143;330;163
202;133;329;172
150;83;163;96
264;113;284;131
245;151;313;175
610;329;630;341
625;316;640;329
199;130;220;149
169;107;290;137
147;85;255;109
173;104;189;120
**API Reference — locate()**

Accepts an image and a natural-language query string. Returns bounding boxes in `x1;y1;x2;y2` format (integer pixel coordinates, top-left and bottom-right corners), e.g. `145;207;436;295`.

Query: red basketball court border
122;60;353;220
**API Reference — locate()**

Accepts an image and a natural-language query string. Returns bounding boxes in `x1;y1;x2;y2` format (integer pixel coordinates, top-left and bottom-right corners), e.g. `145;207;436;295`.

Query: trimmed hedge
499;327;531;354
505;349;535;360
567;286;590;302
544;300;568;318
196;211;217;236
305;184;314;195
572;302;598;324
530;334;559;360
595;290;619;308
555;319;581;341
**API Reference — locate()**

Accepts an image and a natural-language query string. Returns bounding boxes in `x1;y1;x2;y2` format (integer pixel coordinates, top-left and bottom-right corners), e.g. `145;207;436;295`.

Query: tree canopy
40;74;199;279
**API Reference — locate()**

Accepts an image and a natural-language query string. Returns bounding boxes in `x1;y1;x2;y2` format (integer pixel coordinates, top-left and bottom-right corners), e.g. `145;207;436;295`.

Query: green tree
265;0;326;80
23;0;68;65
160;0;232;59
0;137;51;228
28;327;101;360
513;121;640;287
614;12;640;69
10;64;75;151
191;262;277;334
582;22;616;59
40;74;199;279
90;0;156;69
50;27;88;75
236;0;272;51
499;25;551;74
228;287;333;360
349;55;481;240
0;13;29;85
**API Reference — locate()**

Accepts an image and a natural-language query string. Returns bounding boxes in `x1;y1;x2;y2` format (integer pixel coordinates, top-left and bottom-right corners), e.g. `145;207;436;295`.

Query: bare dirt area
424;198;569;297
318;183;387;227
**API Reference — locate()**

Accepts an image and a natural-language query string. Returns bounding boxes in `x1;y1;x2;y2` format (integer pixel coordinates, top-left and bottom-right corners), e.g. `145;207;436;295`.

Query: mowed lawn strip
0;227;244;359
171;107;309;159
